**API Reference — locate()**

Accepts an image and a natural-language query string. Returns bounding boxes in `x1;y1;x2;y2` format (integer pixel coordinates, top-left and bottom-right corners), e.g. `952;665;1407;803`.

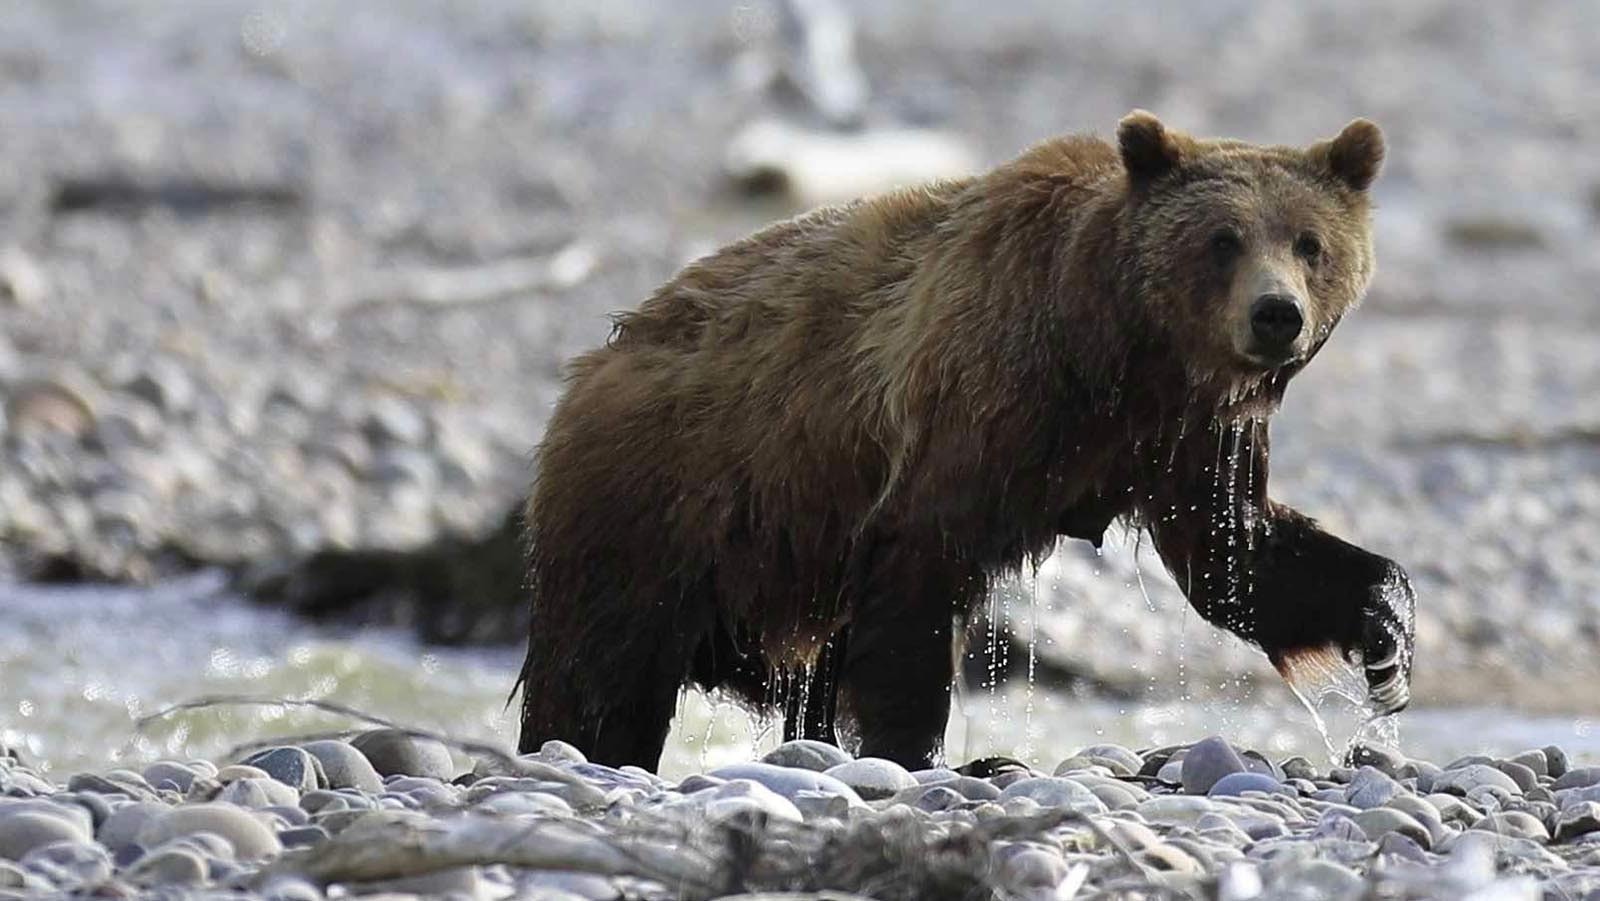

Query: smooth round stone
908;785;963;812
1433;765;1521;797
709;763;861;804
910;768;960;785
1208;772;1288;798
243;748;323;793
1377;832;1430;863
675;775;724;794
1181;737;1247;795
137;803;282;861
1195;811;1254;846
1385;795;1449;845
996;777;1105;813
1281;756;1317;781
1509;749;1549;778
1313;811;1368;843
65;772;150;800
295;741;383;794
1089;783;1144;810
1473;811;1550;842
126;846;208;887
96;802;168;851
1071;744;1143;777
1345;766;1405;809
52;793;111;830
351;730;456;781
219;777;300;809
1137;795;1215;827
18;840;112;886
1553;767;1600;791
530;740;587;766
1556;802;1600;841
0;810;92;861
279;825;331;849
700;780;803;823
759;740;852;773
823;759;916;801
1544;746;1570;780
945;777;1000;802
1353;808;1433;850
142;762;199;793
1492;761;1539;793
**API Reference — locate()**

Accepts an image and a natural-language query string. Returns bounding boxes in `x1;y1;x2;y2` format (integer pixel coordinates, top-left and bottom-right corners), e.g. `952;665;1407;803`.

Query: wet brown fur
516;112;1414;769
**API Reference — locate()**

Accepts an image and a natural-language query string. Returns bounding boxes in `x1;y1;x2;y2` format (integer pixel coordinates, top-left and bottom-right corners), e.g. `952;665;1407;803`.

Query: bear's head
1116;111;1384;414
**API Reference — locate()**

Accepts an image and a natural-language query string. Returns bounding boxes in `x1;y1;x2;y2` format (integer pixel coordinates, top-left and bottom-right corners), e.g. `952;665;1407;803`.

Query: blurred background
1;0;1598;777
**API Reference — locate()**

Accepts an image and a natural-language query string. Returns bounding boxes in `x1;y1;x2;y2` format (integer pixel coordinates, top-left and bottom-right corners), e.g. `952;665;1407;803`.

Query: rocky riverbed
5;729;1600;900
1;2;1599;712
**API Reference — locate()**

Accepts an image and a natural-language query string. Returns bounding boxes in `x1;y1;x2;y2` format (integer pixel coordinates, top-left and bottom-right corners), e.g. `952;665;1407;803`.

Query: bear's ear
1118;110;1185;184
1312;119;1385;192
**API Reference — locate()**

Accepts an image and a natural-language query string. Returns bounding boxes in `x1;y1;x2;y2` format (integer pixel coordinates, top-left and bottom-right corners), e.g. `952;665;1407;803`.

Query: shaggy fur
516;112;1416;769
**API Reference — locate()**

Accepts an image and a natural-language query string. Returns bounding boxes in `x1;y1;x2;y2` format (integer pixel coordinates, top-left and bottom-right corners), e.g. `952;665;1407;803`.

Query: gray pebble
260;876;325;901
709;762;861;804
1181;737;1247;795
1544;746;1570;779
1071;744;1143;777
1510;749;1549;778
0;810;92;861
298;741;383;793
96;801;168;852
823;758;915;801
219;776;300;809
1433;765;1521;797
1208;772;1288;797
125;846;208;887
279;825;331;849
1282;756;1317;781
136;802;282;861
1492;760;1539;793
996;777;1106;813
1556;802;1600;841
243;747;324;793
760;740;852;773
1346;766;1405;809
1554;767;1600;791
142;762;199;794
64;772;150;801
1472;811;1550;842
18;840;111;887
1354;808;1433;849
351;730;456;780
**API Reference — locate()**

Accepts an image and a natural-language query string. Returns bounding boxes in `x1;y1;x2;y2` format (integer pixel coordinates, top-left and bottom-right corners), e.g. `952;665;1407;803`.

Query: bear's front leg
1143;420;1416;714
836;540;978;768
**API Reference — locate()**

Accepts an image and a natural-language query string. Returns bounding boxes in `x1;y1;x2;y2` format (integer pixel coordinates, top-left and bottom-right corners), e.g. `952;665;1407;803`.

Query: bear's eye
1294;232;1323;264
1208;229;1243;264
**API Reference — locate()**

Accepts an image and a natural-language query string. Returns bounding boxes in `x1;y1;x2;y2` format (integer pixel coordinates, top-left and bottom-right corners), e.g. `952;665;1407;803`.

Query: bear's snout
1248;293;1304;361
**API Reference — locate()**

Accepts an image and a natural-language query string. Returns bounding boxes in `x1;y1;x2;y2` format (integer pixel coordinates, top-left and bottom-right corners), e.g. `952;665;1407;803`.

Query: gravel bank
4;731;1600;899
0;0;1597;707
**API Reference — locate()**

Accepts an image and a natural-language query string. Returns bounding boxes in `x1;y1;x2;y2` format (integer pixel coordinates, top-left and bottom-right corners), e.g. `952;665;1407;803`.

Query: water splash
1278;644;1401;765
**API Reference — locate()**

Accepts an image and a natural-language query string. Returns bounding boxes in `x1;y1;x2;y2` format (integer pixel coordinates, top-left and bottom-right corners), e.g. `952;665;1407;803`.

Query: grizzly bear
515;112;1417;770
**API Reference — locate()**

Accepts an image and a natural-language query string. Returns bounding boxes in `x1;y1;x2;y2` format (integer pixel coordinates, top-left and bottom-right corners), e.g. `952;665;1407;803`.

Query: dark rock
243;747;324;793
1180;737;1246;795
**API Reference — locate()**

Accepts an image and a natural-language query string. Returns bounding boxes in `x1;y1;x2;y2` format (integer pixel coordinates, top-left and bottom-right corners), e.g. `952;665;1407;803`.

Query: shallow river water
3;571;1596;779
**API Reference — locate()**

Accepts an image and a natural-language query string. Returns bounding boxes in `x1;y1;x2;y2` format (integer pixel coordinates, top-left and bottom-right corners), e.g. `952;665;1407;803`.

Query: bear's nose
1250;294;1304;351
